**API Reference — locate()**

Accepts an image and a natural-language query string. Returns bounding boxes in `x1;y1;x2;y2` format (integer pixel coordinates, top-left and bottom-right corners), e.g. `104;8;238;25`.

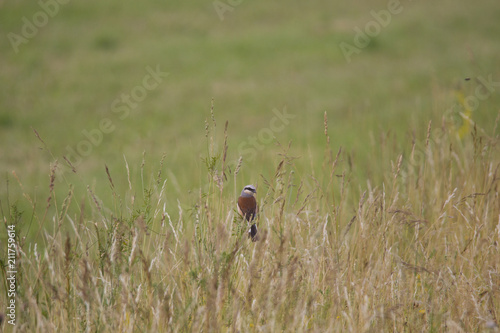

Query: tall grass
1;112;499;332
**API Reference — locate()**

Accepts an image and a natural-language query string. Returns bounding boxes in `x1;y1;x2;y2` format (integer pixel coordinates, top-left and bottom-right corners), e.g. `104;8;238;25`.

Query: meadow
1;0;499;331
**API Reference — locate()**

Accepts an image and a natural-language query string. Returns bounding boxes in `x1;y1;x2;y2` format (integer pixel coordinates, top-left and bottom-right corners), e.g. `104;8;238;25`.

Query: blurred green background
1;0;499;216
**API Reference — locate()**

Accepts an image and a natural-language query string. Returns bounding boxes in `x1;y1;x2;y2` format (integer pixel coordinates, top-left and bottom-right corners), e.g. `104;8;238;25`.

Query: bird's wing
238;196;256;221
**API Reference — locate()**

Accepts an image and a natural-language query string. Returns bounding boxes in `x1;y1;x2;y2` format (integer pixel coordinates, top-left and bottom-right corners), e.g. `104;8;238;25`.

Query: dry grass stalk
3;114;499;332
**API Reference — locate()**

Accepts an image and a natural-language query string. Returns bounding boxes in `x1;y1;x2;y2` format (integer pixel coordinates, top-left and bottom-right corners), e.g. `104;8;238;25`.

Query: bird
237;184;258;241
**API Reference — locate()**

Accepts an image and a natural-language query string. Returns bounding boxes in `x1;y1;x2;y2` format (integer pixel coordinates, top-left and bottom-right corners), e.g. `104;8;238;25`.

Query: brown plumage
237;195;257;221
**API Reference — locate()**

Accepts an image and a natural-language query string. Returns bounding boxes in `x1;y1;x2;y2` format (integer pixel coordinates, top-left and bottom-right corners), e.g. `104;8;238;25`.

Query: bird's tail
248;224;258;242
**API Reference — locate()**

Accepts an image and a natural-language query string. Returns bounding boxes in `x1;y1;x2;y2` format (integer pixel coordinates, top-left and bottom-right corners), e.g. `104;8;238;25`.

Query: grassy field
1;0;500;331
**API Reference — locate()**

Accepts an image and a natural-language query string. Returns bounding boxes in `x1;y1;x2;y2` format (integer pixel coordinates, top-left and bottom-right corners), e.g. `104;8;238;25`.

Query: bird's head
241;184;256;197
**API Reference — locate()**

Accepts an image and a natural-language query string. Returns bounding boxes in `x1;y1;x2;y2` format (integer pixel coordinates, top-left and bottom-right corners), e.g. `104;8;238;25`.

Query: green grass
0;0;500;331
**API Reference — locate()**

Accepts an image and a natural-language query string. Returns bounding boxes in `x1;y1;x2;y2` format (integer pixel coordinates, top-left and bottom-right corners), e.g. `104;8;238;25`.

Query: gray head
241;184;256;197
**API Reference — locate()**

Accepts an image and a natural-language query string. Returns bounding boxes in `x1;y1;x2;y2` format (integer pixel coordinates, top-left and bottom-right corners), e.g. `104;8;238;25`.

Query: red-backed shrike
237;184;258;241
